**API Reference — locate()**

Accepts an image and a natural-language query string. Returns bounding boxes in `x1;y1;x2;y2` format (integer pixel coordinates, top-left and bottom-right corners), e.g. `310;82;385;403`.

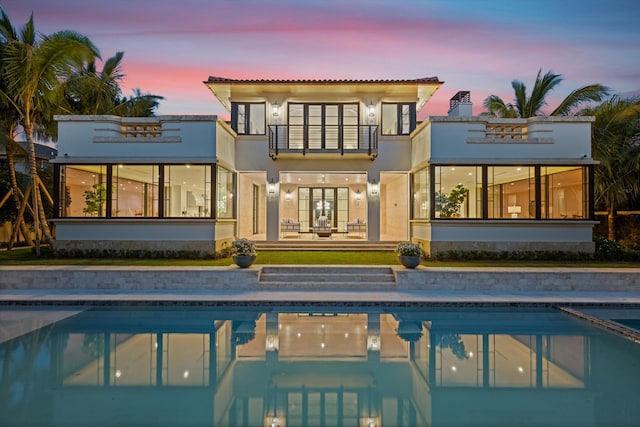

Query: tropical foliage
0;9;99;252
483;69;609;118
0;8;161;254
435;184;468;218
580;96;640;239
57;51;163;117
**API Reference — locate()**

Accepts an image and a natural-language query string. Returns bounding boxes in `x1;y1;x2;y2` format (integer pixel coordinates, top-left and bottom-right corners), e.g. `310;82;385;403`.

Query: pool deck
1;264;639;306
2;288;640;305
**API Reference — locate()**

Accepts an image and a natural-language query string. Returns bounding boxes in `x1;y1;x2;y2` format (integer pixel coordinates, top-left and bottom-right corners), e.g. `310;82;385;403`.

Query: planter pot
233;255;256;268
398;255;421;269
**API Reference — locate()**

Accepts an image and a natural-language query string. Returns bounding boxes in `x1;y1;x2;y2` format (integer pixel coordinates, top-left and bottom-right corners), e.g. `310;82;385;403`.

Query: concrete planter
233;255;256;268
398;255;421;269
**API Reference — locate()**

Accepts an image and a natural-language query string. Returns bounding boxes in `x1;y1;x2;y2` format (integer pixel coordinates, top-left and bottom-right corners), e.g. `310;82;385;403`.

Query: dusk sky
4;0;640;119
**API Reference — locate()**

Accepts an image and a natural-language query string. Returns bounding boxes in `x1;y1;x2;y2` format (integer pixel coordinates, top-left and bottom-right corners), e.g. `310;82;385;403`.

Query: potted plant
395;241;424;268
83;183;107;216
231;237;257;268
435;183;468;218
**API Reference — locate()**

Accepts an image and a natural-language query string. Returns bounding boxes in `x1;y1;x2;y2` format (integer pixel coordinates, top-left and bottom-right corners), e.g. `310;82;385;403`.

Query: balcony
268;125;378;160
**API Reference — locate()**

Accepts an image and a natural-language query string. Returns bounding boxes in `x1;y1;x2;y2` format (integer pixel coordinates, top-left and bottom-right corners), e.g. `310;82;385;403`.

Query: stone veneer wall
52;240;217;255
420;239;595;255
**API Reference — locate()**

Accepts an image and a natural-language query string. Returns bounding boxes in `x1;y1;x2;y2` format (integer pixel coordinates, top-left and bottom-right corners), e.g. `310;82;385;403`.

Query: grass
1;247;640;267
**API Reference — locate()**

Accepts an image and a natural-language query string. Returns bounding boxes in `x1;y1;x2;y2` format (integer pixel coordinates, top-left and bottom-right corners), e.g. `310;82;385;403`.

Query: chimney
448;91;472;116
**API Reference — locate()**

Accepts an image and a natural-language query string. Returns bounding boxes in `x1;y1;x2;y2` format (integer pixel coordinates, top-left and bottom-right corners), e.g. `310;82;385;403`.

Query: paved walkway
2;288;640;305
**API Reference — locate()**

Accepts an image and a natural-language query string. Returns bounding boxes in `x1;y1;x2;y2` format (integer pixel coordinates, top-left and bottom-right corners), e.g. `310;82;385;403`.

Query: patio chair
312;215;332;238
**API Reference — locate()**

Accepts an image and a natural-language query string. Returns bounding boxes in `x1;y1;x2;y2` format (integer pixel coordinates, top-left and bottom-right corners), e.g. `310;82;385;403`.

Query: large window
61;165;108;217
232;102;265;135
412;168;429;219
381;103;416;135
434;166;482;219
428;165;589;220
216;166;234;219
488;166;535;219
541;167;586;219
59;164;230;219
112;165;159;217
164;165;211;217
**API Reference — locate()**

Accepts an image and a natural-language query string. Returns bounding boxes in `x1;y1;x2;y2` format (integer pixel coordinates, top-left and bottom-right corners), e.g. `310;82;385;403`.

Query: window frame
56;163;233;220
381;102;416;135
231;102;266;135
424;164;592;221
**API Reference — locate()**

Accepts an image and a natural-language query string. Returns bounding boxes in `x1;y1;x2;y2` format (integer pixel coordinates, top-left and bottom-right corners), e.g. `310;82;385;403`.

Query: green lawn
1;247;639;267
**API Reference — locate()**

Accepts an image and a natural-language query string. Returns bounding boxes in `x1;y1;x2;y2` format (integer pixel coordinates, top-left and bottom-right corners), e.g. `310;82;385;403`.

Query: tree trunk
5;144;34;247
607;206;616;241
24;124;53;252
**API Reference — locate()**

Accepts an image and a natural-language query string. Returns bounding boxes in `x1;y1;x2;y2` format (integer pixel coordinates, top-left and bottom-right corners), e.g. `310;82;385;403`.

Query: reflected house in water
1;307;639;426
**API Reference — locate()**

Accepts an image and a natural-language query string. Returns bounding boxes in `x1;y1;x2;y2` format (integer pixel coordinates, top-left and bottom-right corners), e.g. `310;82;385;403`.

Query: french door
288;103;359;150
298;187;349;231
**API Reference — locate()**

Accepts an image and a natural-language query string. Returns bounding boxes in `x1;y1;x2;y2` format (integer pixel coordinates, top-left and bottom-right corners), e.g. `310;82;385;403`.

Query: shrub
395;242;424;257
594;237;624;260
231;238;257;256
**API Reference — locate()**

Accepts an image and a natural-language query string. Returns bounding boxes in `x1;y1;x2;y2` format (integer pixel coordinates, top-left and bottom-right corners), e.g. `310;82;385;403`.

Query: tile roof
205;76;442;84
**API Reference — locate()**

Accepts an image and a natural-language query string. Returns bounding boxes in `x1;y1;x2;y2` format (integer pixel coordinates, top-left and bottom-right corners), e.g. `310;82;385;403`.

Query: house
50;78;596;255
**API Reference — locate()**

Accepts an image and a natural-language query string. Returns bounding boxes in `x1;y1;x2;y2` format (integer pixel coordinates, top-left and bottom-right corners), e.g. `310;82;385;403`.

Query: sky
3;0;640;119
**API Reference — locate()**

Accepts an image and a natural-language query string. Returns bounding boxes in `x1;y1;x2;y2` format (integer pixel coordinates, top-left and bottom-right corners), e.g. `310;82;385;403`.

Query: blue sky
4;0;640;117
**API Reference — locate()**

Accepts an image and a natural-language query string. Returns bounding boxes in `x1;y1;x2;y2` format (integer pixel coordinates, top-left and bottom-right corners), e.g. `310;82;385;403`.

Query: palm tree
0;127;34;248
0;9;99;253
580;96;640;240
57;51;162;119
484;69;610;117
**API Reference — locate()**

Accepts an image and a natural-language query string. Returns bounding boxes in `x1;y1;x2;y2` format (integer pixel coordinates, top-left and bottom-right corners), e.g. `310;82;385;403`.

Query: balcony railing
268;125;378;160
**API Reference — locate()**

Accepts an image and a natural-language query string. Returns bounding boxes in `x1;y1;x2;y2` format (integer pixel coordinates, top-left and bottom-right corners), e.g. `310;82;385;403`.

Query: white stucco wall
428;116;595;163
54;115;219;162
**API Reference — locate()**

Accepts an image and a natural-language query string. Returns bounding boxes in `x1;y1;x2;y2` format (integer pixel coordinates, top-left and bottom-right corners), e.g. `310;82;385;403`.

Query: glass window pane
288;104;304;149
382;104;398;135
217;166;234;219
61;165;107;217
237;104;246;134
164;165;211;217
412;168;429;219
401;104;411;134
112;165;159;217
434;166;482;218
541;167;585;219
249;103;265;134
487;167;535;219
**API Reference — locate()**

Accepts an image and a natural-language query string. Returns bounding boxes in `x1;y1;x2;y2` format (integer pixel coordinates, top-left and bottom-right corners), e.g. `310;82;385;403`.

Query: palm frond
482;95;516;118
511;80;527;117
526;69;562;117
551;84;611;116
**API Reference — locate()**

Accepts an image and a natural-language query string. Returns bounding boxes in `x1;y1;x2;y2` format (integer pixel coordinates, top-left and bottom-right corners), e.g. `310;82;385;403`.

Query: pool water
1;305;639;427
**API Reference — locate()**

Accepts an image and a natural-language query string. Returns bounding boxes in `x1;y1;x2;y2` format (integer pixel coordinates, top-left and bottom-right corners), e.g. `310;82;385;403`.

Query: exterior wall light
268;178;276;194
355;189;362;201
285;189;292;201
272;101;280;117
370;179;379;195
367;334;380;351
367;102;376;124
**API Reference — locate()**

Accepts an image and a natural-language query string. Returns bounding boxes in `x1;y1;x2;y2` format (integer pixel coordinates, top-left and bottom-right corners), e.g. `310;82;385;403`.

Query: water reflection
1;306;639;426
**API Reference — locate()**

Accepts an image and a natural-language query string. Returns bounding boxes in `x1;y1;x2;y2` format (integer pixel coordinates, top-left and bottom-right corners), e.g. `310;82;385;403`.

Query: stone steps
256;241;398;251
258;266;397;290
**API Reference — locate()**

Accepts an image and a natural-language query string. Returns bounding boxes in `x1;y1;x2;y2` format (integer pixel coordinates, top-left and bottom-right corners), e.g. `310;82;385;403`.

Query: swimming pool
1;305;639;426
